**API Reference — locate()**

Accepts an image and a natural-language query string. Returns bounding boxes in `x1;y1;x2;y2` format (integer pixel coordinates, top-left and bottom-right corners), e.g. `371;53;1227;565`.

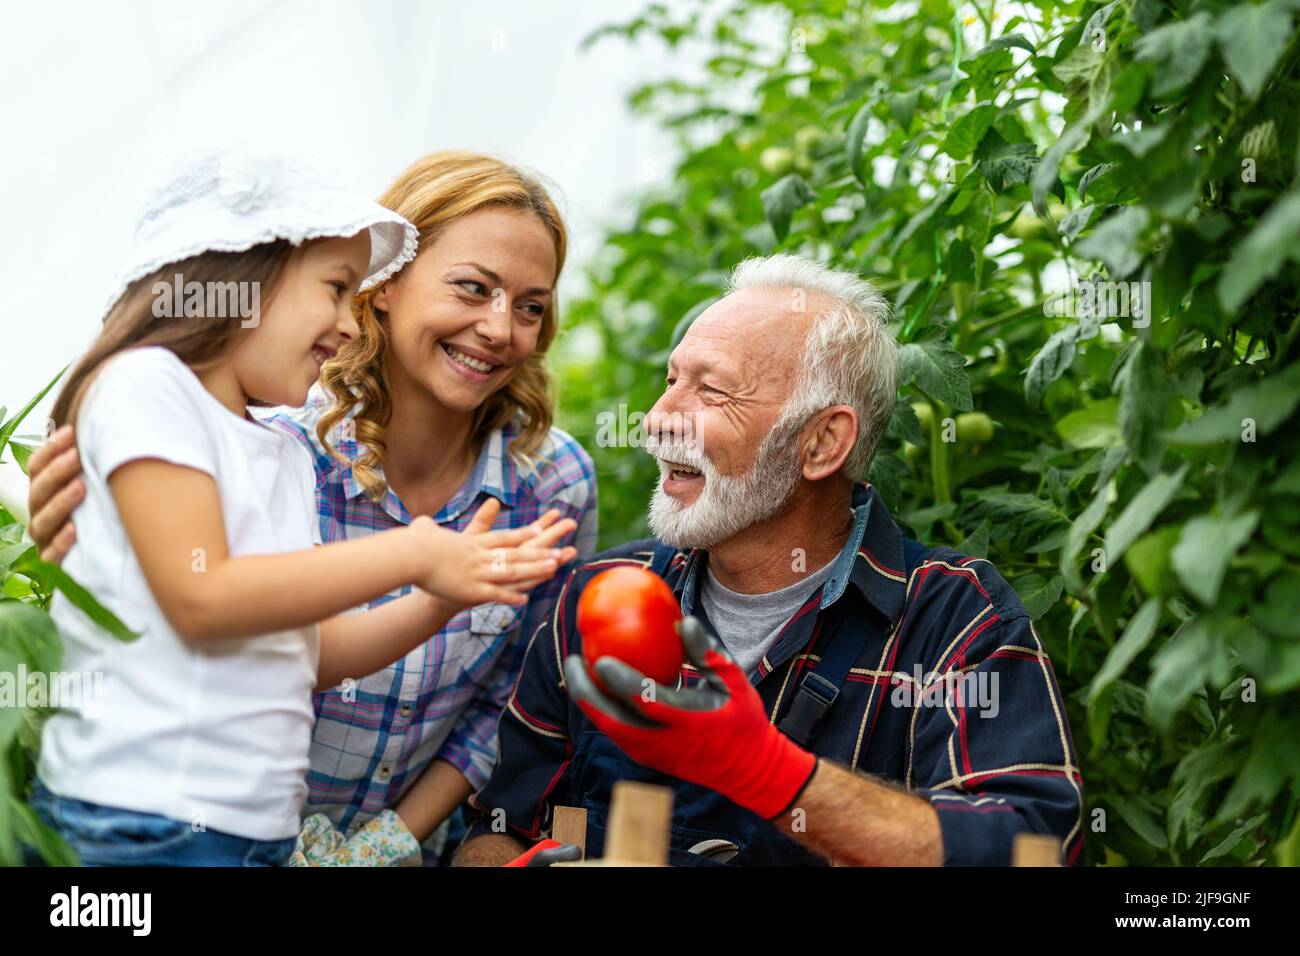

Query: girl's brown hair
315;151;568;500
52;241;296;427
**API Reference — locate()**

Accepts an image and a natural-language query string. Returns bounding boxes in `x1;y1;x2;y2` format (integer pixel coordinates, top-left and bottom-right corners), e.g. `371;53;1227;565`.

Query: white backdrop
0;0;684;428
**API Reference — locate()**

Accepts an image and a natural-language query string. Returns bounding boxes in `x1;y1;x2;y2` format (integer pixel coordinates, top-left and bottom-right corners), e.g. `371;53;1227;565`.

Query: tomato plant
556;0;1300;865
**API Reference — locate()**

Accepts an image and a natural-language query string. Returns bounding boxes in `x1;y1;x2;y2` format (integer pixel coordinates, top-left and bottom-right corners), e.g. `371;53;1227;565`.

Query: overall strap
778;536;928;747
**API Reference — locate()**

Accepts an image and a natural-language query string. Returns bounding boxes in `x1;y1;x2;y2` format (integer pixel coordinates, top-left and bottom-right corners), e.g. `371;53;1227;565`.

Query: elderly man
454;254;1083;867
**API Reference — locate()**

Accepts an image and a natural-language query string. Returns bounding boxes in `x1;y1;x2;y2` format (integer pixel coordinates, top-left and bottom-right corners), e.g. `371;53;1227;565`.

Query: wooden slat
1012;833;1062;867
551;806;588;860
604;781;673;866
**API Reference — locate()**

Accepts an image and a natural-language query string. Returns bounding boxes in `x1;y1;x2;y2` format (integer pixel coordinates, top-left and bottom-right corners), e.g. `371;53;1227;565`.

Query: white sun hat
103;145;419;317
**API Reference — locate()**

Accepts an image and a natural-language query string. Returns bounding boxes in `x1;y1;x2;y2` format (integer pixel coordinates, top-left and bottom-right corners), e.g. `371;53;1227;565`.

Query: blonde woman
28;151;598;865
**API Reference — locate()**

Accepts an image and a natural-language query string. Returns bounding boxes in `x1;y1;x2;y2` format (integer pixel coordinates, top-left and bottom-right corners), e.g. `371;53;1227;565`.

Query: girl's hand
26;424;84;564
407;499;578;608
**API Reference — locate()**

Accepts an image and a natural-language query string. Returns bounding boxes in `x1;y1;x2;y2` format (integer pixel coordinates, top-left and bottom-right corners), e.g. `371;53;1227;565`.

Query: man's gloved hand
563;616;818;821
287;810;423;867
503;838;584;867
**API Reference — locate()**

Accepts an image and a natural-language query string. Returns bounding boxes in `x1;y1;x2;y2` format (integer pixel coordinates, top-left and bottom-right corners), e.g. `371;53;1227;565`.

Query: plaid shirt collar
673;481;907;631
333;415;520;523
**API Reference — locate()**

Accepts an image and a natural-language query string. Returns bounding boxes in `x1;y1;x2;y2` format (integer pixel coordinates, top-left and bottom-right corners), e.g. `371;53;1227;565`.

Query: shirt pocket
451;602;527;681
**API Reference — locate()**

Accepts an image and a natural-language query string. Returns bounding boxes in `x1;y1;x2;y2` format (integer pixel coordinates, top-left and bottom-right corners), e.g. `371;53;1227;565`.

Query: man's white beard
647;413;806;550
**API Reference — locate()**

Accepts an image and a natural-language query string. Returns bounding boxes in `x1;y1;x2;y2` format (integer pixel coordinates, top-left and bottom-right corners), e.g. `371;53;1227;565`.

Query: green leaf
1114;124;1171;159
940;103;997;160
1146;615;1225;733
1104;464;1188;564
1169;361;1300;444
975;135;1037;191
0;540;33;576
885;397;923;446
9;796;77;866
845;101;873;185
1278;807;1300;867
1125;525;1181;598
1215;1;1295;98
11;551;139;643
0;366;65;458
1172;510;1260;605
1057;397;1121;449
1252;568;1300;638
887;89;921;131
1052;41;1105;89
0;602;62;755
1077;163;1118;202
1200;813;1269;863
1032;121;1089;217
974;33;1035;56
760;173;817;242
1073;207;1149;279
1272;454;1300;495
1109;792;1170;850
962;491;1067;542
1216;713;1295;822
1013;574;1064;619
1090;598;1162;706
1059;204;1097;241
8;440;36;475
896;336;973;411
1062;465;1116;596
955;520;990;558
1169;740;1242;846
1134;12;1214;98
1116;341;1169;474
1024;327;1077;408
1217;193;1300;311
866;453;907;501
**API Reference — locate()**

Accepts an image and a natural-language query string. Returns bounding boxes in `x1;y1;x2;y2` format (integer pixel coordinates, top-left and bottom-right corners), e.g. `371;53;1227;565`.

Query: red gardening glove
503;838;582;867
563;617;817;821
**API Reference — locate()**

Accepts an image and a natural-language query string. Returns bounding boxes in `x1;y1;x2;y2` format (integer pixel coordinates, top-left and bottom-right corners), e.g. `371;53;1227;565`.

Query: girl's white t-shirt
39;346;322;841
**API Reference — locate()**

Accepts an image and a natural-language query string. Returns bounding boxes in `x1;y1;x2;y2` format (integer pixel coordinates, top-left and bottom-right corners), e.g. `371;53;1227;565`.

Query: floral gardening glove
288;813;346;866
287;810;423;867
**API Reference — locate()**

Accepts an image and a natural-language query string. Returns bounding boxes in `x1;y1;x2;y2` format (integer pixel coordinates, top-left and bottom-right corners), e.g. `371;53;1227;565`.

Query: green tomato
795;125;826;154
903;442;923;468
955;411;995;445
760;146;795;176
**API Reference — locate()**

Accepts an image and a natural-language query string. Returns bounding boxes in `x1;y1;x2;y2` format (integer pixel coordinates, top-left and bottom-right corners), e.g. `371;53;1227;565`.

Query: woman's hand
406;498;577;608
26;424;84;563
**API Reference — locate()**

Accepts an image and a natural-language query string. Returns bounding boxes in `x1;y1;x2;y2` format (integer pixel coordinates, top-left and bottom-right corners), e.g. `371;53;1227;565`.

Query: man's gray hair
727;254;898;479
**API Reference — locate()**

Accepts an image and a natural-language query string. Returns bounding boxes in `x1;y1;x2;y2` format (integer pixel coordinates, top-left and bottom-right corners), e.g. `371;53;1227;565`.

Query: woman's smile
439;340;504;383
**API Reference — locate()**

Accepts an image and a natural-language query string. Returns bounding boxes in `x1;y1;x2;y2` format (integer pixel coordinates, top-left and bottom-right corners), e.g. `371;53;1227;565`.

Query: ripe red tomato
578;566;684;687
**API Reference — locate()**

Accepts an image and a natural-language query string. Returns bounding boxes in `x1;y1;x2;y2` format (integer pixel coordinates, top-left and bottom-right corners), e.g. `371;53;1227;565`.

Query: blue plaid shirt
259;388;598;835
466;481;1084;866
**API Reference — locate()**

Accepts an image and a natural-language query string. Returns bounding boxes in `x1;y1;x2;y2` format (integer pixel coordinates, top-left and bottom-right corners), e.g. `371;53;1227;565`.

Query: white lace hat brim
103;183;419;318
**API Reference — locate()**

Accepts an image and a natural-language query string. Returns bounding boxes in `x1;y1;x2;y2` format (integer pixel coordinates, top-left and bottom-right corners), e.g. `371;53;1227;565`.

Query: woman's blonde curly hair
316;151;568;500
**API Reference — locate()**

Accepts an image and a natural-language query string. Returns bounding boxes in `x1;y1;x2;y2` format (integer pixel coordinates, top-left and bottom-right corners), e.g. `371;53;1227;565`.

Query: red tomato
578;566;684;687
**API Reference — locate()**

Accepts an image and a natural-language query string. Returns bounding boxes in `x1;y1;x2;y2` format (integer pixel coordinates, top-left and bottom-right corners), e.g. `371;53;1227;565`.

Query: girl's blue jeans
25;778;295;867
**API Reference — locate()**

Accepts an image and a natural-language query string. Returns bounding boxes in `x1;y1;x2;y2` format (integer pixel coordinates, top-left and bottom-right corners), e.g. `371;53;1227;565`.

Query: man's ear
801;406;859;481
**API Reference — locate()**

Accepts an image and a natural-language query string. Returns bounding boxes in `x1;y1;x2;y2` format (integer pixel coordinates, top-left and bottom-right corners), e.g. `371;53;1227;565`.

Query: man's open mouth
663;462;703;482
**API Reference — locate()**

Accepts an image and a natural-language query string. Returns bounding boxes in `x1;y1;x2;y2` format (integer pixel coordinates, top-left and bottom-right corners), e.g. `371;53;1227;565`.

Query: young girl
28;148;578;867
